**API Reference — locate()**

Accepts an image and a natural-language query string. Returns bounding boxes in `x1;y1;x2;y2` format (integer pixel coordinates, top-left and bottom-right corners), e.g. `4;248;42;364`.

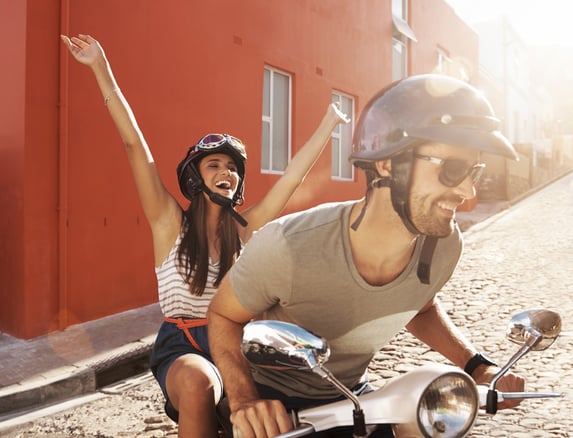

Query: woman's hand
328;101;351;125
60;34;104;67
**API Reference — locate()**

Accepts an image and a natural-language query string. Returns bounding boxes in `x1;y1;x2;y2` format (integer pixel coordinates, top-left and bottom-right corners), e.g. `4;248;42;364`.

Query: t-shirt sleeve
229;222;293;314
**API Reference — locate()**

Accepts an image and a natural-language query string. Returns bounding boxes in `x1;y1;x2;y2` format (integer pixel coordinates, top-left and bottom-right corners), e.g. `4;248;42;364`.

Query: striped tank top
155;234;220;318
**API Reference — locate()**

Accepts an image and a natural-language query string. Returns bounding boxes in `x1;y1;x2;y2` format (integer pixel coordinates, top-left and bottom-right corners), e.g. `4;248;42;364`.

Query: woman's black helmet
177;134;248;226
177;133;247;206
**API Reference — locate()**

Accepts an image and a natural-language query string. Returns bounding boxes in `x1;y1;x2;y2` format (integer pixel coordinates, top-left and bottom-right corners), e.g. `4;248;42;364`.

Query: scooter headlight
418;372;478;438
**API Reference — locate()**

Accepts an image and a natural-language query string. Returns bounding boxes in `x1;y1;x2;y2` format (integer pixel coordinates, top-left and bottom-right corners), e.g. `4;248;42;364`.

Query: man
208;75;525;437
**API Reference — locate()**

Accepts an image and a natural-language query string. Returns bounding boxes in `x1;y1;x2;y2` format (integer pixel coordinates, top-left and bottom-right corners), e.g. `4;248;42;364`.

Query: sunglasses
197;133;246;154
414;153;486;187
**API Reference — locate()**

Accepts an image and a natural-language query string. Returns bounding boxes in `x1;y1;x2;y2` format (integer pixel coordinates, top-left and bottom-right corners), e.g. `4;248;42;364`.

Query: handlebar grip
486;389;499;414
477;385;503;408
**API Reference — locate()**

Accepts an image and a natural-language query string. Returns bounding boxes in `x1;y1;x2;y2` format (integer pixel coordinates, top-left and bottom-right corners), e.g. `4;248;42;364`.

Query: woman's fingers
70;36;89;48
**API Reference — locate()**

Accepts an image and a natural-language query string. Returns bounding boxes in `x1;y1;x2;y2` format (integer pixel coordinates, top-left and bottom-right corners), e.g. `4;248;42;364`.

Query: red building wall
0;0;27;337
410;0;479;80
0;0;62;338
0;0;478;338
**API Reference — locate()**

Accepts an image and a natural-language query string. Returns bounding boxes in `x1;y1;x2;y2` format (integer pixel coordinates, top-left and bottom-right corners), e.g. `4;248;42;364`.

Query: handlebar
274;424;316;438
477;385;564;410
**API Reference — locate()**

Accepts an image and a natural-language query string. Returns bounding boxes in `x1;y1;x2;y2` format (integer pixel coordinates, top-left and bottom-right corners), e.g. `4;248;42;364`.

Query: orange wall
0;0;27;336
410;0;479;81
59;0;391;333
0;0;61;338
0;0;478;338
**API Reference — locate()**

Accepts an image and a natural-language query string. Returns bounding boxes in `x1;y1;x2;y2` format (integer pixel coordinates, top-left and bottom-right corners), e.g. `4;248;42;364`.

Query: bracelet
104;87;120;106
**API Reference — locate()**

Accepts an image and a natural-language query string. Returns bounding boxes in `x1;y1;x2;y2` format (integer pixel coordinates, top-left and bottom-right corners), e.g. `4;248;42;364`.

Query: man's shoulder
274;200;355;235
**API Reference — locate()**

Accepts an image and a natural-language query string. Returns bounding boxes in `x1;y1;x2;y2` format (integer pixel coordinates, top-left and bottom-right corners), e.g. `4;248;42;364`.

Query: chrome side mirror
241;320;366;427
506;308;562;351
241;320;330;370
487;308;563;414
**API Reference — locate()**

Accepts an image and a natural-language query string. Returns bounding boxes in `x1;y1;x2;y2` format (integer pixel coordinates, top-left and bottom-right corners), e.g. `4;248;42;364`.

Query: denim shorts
150;318;222;422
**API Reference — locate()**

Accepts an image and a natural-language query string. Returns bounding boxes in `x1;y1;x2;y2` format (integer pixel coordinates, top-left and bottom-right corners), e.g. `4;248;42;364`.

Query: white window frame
436;47;451;73
261;66;292;174
392;37;407;82
392;0;404;19
331;91;355;181
436;47;469;81
391;0;413;81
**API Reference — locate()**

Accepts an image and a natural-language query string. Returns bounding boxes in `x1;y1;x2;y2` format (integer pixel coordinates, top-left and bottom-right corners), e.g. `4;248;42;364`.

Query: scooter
240;308;564;438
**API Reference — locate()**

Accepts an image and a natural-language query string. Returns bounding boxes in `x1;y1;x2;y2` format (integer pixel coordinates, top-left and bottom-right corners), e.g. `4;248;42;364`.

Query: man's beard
408;193;460;237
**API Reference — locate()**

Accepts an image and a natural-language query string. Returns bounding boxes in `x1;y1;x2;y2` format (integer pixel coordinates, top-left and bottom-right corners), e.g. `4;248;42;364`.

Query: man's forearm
208;310;259;411
406;298;475;369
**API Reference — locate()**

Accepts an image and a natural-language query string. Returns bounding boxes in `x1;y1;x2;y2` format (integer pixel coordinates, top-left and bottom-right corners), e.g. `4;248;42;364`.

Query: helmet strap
417;236;438;284
352;166;437;284
350;198;368;231
389;150;438;284
371;177;391;189
203;187;248;227
390;151;420;235
350;177;391;231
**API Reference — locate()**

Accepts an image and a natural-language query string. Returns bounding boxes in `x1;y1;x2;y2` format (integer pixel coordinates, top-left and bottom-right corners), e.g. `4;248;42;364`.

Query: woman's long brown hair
177;194;242;296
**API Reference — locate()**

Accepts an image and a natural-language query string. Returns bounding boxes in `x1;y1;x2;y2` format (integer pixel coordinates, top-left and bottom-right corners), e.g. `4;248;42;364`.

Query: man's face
408;142;481;237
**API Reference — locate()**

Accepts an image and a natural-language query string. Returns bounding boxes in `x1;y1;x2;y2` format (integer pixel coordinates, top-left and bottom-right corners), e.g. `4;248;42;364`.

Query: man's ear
374;159;392;178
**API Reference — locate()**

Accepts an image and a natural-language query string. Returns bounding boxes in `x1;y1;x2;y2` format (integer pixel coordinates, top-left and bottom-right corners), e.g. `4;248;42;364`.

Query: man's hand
231;399;293;438
472;365;525;410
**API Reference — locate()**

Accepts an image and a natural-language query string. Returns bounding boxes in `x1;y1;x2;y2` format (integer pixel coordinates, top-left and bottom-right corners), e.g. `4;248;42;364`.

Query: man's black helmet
350;75;518;285
177;133;247;206
350;74;517;236
350;74;518;165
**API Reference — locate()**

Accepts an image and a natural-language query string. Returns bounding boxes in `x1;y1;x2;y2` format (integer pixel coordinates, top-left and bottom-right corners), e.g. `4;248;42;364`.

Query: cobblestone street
3;173;573;437
371;173;573;437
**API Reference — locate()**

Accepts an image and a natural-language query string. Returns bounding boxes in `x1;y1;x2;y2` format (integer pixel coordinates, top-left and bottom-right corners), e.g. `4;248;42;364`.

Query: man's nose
454;174;477;200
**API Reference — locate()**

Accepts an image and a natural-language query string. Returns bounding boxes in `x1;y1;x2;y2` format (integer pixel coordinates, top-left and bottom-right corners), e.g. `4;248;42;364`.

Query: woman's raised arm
61;34;180;246
240;102;350;241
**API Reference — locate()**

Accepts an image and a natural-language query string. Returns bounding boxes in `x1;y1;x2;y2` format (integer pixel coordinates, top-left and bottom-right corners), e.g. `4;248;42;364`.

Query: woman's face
198;153;241;200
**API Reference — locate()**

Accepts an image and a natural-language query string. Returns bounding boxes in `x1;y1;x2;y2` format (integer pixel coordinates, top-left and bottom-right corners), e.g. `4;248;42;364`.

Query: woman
61;33;349;437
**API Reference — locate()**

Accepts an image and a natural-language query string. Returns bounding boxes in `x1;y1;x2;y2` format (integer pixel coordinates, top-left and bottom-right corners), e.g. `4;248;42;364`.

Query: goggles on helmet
414;153;486;187
196;133;246;156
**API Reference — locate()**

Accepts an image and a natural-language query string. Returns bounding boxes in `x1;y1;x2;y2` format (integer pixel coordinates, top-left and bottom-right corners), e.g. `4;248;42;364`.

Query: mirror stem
312;366;367;437
487;331;542;414
312;366;361;410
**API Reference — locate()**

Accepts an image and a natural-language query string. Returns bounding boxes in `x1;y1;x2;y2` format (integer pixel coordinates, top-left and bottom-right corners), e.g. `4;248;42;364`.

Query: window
436;47;451;74
261;67;291;173
392;39;407;82
436;47;469;81
391;0;416;81
392;0;404;19
331;92;354;180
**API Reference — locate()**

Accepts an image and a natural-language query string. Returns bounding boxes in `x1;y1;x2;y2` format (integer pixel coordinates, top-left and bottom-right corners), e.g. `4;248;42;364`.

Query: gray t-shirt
230;201;462;399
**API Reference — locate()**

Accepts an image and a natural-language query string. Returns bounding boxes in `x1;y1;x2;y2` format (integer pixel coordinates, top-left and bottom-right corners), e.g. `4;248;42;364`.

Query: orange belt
165;317;208;353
